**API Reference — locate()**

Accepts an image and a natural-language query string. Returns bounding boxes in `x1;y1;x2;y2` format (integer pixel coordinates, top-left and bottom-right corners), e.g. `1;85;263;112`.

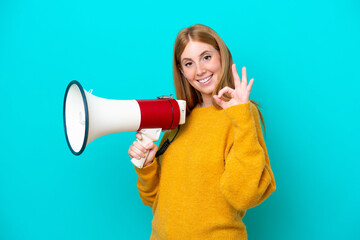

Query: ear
178;64;184;75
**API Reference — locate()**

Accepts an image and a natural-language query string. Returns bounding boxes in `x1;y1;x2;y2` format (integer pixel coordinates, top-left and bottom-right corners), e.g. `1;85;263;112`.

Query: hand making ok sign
213;64;254;109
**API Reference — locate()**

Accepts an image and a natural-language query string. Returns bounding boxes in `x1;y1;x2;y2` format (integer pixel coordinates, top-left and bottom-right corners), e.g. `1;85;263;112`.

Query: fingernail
146;143;152;148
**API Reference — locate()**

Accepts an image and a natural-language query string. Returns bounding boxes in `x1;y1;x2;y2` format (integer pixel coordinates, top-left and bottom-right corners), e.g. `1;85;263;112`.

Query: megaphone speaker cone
63;80;89;155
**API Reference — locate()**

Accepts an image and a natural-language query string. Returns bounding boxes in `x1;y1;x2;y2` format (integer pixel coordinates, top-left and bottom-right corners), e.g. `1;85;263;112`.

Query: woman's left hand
213;64;254;109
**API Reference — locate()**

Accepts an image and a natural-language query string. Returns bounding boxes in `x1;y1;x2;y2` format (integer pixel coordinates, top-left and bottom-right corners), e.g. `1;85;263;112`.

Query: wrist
143;159;154;168
224;100;249;109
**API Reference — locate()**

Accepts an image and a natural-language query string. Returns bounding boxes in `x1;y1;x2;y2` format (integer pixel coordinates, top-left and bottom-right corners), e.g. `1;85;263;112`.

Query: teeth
198;75;212;83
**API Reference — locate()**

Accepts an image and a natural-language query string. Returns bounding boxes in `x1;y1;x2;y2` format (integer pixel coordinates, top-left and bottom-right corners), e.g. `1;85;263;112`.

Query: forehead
181;40;218;60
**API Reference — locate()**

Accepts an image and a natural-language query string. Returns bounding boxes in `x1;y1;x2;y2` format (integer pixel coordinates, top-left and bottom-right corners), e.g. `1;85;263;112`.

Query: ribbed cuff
223;102;252;124
134;158;158;175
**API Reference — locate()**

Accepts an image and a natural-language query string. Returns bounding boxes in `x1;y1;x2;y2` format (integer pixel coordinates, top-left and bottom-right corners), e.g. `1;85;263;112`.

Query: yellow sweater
135;102;276;240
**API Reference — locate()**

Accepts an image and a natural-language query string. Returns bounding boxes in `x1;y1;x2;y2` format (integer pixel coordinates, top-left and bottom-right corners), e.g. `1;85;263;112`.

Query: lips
197;74;213;85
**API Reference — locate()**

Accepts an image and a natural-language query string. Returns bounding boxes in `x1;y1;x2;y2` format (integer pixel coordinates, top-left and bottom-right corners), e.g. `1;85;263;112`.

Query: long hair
172;24;266;135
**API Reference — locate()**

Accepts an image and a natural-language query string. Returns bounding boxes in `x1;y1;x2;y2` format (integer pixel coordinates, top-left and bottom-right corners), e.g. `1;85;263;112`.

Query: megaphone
63;80;186;168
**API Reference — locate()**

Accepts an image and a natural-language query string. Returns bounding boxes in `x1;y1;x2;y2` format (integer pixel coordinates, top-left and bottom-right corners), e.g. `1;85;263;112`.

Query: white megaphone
63;80;186;168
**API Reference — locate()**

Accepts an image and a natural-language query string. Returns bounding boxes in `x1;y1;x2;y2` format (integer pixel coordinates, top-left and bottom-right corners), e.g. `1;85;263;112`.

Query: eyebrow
181;50;213;63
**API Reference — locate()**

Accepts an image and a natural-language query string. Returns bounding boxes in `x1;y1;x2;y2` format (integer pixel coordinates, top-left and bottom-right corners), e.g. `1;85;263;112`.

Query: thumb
144;144;158;166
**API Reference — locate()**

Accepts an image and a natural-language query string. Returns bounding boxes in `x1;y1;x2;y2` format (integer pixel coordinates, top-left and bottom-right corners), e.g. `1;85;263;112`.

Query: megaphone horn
63;80;186;168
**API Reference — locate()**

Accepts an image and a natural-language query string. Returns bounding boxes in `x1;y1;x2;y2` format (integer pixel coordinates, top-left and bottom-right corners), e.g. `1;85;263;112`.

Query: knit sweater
135;102;276;240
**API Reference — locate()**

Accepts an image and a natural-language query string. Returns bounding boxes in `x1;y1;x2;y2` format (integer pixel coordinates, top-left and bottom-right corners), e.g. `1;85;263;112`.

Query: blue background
1;0;359;239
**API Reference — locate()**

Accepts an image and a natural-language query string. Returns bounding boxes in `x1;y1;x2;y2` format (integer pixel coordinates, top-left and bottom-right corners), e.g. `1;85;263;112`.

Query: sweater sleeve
134;131;170;207
219;102;276;211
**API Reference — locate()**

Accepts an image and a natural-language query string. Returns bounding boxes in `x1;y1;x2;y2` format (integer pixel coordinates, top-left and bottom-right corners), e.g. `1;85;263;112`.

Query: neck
200;94;213;108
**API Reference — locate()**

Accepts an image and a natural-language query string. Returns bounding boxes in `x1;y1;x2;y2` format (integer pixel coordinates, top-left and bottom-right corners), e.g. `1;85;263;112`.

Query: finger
213;95;223;105
217;86;234;98
135;132;142;140
132;147;146;159
144;142;154;150
133;140;147;152
232;64;241;89
129;150;142;160
145;144;158;163
242;66;247;87
131;143;147;158
213;95;226;109
247;78;254;92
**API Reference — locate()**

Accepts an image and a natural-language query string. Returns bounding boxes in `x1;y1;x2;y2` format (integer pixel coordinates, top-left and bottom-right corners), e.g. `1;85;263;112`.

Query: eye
184;62;192;67
204;55;211;61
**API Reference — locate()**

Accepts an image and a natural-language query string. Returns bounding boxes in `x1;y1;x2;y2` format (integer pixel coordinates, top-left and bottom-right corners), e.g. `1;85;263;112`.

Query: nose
196;63;206;76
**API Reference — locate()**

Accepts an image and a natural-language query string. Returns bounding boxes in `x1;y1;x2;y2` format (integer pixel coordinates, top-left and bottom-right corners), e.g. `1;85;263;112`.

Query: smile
197;75;213;85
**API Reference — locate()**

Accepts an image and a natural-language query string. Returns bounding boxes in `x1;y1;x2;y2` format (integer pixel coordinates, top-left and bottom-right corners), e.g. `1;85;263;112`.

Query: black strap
155;126;180;158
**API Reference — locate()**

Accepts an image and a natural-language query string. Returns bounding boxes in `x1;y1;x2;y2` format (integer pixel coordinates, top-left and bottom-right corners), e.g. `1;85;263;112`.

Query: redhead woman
128;24;276;240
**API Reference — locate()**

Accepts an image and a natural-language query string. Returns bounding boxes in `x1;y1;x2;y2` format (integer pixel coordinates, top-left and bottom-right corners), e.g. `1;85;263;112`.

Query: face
180;40;222;104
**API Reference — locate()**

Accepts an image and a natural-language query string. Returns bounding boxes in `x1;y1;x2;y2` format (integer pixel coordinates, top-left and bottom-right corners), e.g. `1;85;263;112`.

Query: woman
128;24;276;240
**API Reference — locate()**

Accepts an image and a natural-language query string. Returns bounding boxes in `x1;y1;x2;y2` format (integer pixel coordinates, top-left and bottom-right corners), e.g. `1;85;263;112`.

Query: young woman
128;24;276;240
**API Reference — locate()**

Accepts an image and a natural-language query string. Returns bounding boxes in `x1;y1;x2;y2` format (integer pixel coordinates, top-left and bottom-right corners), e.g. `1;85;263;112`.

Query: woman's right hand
128;132;159;167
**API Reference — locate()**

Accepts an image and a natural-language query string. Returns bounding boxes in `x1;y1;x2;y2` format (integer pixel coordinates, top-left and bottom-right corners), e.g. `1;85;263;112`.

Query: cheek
211;58;222;73
182;68;195;81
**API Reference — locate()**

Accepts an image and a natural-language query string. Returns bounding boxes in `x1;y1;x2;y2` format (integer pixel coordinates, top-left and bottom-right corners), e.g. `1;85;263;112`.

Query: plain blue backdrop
1;0;359;239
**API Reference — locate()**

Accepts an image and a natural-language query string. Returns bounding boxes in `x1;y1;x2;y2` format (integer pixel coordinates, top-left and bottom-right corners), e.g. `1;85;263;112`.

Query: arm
219;102;276;210
135;159;160;207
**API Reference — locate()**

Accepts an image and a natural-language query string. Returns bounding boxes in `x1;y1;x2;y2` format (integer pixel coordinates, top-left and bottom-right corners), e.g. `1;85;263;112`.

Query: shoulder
250;101;260;118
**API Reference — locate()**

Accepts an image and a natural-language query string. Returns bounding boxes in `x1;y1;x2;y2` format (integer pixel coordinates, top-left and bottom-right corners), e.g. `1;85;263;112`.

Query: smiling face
179;40;222;107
